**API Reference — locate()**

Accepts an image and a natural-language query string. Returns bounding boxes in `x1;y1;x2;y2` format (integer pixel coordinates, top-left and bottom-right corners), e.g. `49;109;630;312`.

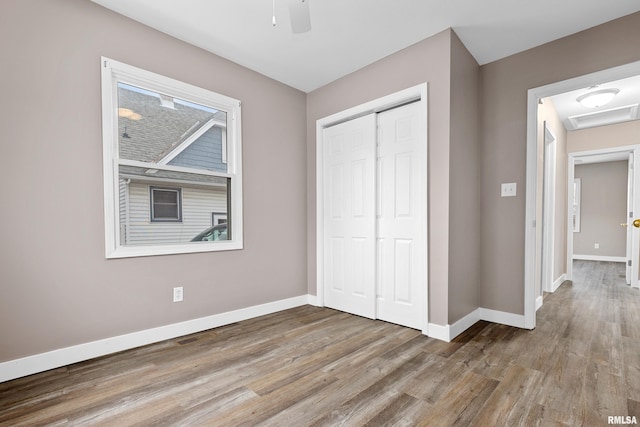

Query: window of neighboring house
101;57;243;258
150;187;182;222
212;212;228;226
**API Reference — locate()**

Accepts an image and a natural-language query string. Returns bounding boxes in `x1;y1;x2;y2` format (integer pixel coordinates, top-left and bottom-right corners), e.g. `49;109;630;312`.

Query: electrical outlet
594;243;599;249
501;182;517;197
173;286;183;303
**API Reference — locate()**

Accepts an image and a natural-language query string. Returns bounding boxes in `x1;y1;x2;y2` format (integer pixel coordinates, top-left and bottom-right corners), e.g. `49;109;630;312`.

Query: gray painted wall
573;161;627;257
448;32;481;323
0;0;307;363
567;120;640;153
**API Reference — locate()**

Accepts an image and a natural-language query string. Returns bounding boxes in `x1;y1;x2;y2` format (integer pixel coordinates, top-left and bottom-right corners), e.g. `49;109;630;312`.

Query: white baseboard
307;294;319;306
572;254;625;263
426;322;451;342
536;296;543;311
450;309;481;340
478;307;526;329
551;273;567;292
427;306;526;342
0;295;309;383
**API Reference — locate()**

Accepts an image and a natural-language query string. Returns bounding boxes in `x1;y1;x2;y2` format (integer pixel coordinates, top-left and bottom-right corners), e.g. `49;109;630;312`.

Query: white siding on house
124;181;227;245
119;178;128;244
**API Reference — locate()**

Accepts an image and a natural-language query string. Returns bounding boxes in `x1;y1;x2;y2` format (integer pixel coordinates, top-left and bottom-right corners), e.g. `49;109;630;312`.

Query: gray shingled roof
119;165;228;186
118;84;226;164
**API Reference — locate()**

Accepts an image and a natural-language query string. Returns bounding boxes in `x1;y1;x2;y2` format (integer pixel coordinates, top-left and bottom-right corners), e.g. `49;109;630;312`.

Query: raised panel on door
323;114;376;319
376;101;426;329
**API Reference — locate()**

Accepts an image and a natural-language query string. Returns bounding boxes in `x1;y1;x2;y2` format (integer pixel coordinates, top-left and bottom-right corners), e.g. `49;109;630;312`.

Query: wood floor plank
581;360;627;426
259;349;429;427
622;336;640;401
470;364;546;426
246;317;399;395
321;325;421;378
402;353;461;403
628;399;640;418
306;351;433;426
209;370;338;427
362;393;426;427
414;370;499;427
133;386;257;426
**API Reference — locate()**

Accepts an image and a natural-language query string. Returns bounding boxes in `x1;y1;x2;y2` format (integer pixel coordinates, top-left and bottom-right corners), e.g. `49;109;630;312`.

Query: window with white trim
101;57;243;258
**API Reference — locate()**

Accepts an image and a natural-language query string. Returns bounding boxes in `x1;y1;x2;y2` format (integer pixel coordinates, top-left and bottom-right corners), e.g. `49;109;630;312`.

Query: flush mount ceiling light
576;88;620;108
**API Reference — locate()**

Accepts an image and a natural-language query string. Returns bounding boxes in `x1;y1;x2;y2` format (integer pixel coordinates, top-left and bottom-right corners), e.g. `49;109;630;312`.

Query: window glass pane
118;169;229;246
191;223;229;242
154;204;179;220
151;188;180;221
117;83;228;173
153;189;178;204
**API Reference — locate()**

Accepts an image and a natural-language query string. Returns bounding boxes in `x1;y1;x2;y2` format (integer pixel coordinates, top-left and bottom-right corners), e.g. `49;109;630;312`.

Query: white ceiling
90;0;640;93
549;75;640;131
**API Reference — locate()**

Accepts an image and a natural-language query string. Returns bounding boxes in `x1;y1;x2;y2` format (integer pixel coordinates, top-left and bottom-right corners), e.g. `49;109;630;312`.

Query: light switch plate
173;286;183;303
501;183;517;197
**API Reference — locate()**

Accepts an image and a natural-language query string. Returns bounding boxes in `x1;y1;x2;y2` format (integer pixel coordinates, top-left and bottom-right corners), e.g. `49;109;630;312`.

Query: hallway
534;260;640;424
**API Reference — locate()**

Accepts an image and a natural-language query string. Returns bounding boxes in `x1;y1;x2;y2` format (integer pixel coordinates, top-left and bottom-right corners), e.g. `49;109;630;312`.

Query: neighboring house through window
101;57;243;258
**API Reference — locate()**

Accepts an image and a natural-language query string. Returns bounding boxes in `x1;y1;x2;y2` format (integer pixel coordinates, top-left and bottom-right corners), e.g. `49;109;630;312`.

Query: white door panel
323;114;377;319
329;237;345;292
376;102;425;329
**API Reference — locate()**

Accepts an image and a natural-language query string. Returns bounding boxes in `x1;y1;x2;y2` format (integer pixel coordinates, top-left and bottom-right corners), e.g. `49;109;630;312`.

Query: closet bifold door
322;114;377;319
321;98;427;331
376;101;425;329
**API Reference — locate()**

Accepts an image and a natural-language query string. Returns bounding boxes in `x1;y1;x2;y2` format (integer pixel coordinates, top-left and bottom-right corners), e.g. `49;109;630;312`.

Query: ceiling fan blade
288;0;311;33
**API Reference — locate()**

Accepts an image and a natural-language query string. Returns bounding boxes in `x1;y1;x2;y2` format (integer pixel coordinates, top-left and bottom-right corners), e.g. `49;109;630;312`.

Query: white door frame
541;123;557;293
627;153;636;286
525;60;640;328
566;146;640;287
316;83;429;333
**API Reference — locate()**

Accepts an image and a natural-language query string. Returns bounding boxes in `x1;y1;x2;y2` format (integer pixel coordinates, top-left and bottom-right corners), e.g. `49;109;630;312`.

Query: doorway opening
525;61;640;329
567;147;640;286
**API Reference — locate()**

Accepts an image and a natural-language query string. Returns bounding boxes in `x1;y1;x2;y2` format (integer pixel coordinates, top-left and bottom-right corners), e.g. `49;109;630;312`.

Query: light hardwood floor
1;260;639;426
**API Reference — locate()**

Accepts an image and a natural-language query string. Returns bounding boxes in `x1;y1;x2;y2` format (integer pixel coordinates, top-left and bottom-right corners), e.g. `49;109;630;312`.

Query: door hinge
629;260;632;267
